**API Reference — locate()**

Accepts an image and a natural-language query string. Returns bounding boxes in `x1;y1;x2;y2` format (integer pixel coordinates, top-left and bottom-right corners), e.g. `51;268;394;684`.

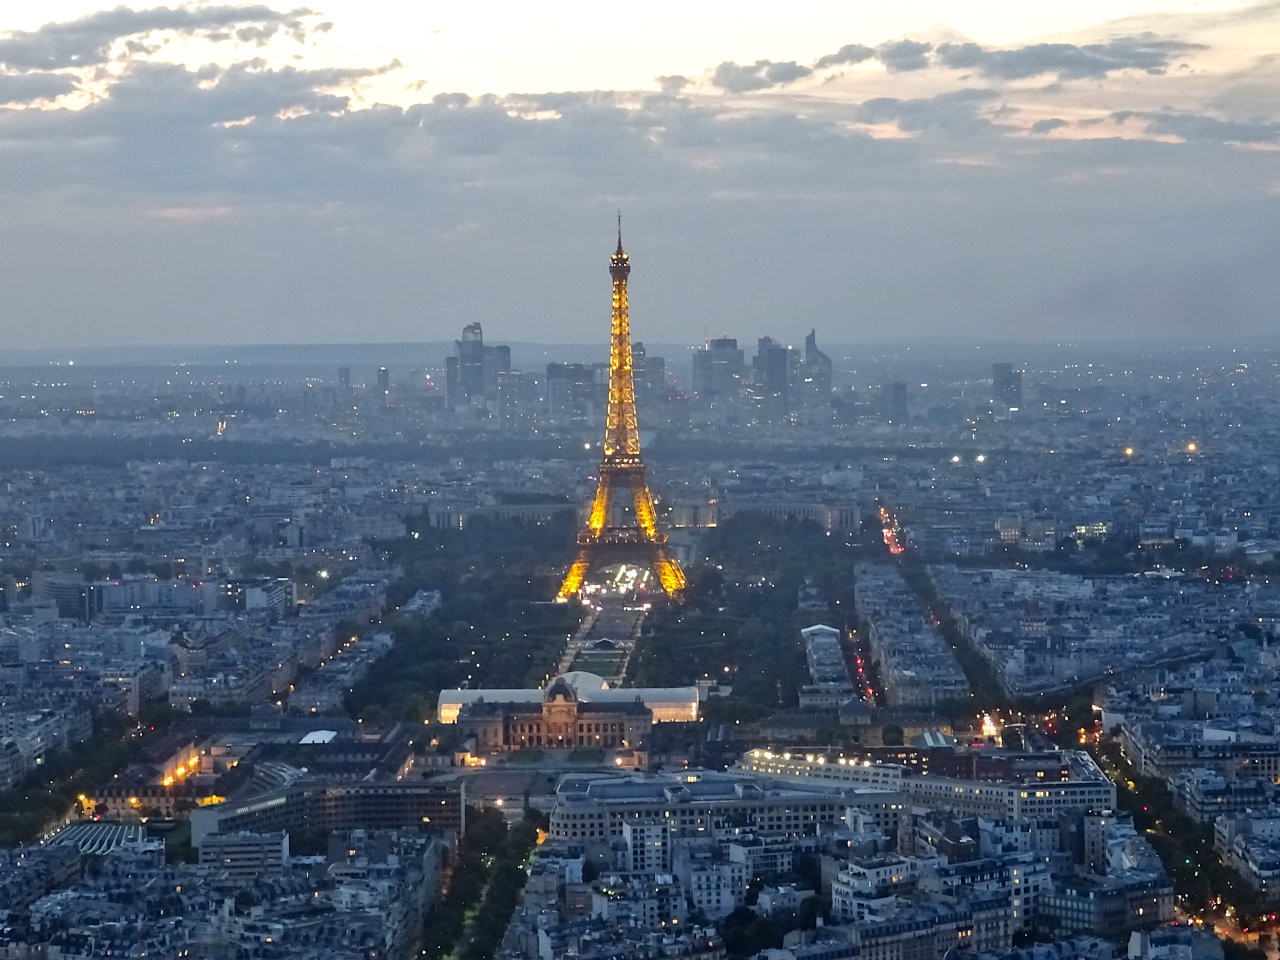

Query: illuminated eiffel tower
557;218;687;601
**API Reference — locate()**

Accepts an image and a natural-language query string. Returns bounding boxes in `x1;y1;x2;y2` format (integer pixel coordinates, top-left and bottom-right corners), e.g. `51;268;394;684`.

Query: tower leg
630;476;659;540
557;551;593;601
587;476;611;537
651;549;687;597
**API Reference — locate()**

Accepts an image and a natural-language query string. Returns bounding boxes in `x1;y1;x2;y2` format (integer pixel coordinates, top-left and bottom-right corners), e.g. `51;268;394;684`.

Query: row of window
512;721;626;734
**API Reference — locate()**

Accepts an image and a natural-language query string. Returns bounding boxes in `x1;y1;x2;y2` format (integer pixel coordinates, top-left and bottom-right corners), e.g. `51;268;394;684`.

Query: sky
1;1;1278;350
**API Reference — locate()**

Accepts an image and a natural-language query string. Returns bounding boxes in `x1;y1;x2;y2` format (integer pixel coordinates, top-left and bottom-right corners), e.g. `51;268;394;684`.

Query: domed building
444;671;692;763
455;678;652;758
438;671;698;725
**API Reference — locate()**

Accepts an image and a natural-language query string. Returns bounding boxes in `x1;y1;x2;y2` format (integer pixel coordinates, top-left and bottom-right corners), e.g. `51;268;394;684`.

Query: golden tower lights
557;220;687;601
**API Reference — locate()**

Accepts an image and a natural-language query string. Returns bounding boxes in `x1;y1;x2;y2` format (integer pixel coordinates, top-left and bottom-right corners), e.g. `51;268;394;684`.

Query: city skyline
1;1;1277;348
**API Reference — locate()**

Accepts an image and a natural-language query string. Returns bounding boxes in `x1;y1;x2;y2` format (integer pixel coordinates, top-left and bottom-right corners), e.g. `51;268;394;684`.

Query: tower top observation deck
610;212;630;280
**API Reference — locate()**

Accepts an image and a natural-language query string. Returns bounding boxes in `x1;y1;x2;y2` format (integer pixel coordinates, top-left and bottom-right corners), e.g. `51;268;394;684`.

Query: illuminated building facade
558;221;686;600
437;670;699;725
454;675;652;756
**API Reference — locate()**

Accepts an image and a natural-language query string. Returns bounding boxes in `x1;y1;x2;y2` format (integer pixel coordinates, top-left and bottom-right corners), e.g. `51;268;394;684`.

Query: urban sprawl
1;321;1278;960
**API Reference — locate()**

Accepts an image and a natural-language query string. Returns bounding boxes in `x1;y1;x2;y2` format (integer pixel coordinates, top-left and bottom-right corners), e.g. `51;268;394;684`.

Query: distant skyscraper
882;381;909;423
753;336;796;422
798;328;833;407
447;322;511;410
992;362;1022;410
644;354;666;396
376;366;390;396
497;369;540;427
486;344;511;397
457;322;485;399
692;337;745;403
631;341;667;399
338;366;351;391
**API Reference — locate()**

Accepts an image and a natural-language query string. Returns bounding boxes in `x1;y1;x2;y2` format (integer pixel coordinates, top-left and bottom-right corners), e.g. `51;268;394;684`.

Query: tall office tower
644;354;666;396
497;370;540;428
753;336;796;422
992;362;1022;410
631;341;667;399
457;322;485;399
632;340;649;399
558;221;686;601
376;366;390;396
338;366;351;391
881;381;909;423
798;328;833;406
692;337;746;402
448;321;511;409
484;343;511;398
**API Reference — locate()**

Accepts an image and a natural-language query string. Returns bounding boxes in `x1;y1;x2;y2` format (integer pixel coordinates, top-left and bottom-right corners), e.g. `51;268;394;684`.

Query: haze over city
1;0;1278;349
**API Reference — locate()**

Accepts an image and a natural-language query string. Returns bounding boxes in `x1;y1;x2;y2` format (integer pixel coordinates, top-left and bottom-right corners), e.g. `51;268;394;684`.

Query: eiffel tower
557;219;687;601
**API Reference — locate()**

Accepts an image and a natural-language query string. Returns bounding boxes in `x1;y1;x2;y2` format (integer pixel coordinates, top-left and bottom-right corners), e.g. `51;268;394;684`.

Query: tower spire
616;210;623;255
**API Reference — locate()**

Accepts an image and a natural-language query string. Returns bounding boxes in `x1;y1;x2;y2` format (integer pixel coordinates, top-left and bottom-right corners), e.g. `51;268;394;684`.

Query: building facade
456;675;653;752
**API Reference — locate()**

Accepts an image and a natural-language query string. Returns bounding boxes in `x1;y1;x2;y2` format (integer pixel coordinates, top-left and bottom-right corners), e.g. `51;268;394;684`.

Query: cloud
936;34;1206;80
710;59;812;93
0;71;78;105
88;58;402;130
0;6;1278;348
855;88;1000;136
1030;118;1067;134
815;43;875;69
1114;109;1280;143
764;61;812;85
875;39;932;73
710;61;771;93
0;4;319;71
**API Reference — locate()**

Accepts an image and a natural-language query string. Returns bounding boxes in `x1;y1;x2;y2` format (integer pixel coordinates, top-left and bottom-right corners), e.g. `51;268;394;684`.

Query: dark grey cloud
656;74;688;94
876;39;932;73
710;61;771;93
86;58;400;132
855;88;999;136
1030;117;1067;134
815;44;875;69
0;71;78;104
1114;109;1280;143
710;59;812;93
0;4;317;71
764;61;812;85
936;34;1206;80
